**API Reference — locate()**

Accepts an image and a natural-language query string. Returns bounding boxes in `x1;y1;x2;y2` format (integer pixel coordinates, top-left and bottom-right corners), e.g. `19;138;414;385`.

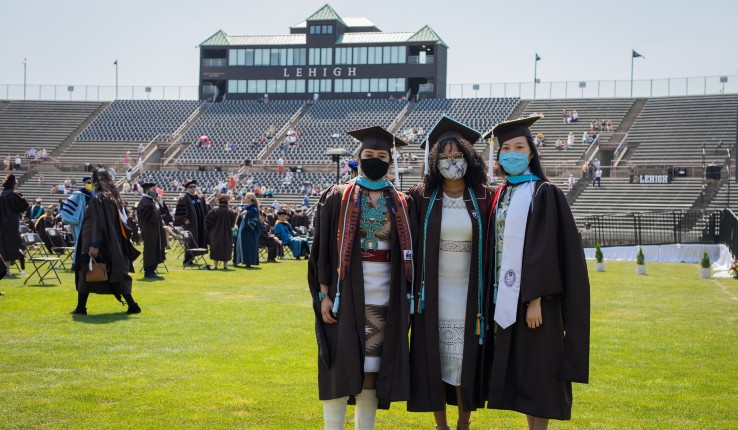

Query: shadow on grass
72;312;131;324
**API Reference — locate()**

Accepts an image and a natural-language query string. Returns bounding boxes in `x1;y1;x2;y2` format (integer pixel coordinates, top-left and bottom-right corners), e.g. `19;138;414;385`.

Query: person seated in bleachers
258;210;283;262
122;180;131;194
607;120;613;131
555;139;565;151
571;110;579;122
563;108;570;123
567;132;575;150
537;131;546;146
582;131;590;145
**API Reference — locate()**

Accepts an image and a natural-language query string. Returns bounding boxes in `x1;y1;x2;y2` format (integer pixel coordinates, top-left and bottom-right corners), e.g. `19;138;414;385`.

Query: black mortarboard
420;115;481;150
277;208;290;216
483;114;544;145
2;174;17;190
183;179;197;188
348;126;408;153
142;182;156;190
82;176;92;182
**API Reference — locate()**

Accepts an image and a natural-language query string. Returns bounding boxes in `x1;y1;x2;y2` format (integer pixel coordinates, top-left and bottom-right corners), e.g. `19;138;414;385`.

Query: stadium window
247;80;257;93
297;49;306;66
352;79;361;93
236;49;245;66
280;49;288;66
296;79;305;93
267;80;277;93
261;49;270;66
378;78;387;92
360;79;370;92
324;48;332;65
238;80;247;93
286;80;296;93
398;46;406;63
309;25;317;35
383;46;391;65
271;49;280;66
228;80;237;93
228;50;237;66
390;47;399;64
309;48;316;65
256;80;266;93
370;79;379;92
322;25;332;34
254;49;263;66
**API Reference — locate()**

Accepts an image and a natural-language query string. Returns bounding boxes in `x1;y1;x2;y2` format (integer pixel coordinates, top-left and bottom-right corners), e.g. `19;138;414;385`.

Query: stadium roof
291;16;377;30
304;4;345;24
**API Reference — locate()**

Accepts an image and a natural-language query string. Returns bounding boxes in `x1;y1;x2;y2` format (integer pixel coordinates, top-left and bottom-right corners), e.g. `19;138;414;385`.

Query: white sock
323;396;348;430
354;389;378;430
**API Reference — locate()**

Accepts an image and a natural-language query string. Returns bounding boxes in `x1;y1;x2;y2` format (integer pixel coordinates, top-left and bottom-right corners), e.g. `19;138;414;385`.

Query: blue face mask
499;152;530;176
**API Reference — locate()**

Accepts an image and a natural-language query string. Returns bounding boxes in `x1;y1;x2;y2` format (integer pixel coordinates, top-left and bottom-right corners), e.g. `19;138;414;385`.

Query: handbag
86;256;109;282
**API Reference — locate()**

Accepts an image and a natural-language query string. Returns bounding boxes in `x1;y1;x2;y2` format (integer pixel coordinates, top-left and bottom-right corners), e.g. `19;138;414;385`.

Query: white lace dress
438;193;472;386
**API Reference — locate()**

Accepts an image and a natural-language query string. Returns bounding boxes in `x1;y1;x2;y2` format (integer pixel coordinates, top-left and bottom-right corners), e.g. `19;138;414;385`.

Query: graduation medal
360;193;387;251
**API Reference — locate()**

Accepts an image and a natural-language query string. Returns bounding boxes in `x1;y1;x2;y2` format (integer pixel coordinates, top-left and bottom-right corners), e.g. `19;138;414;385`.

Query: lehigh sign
283;67;357;78
630;174;671;184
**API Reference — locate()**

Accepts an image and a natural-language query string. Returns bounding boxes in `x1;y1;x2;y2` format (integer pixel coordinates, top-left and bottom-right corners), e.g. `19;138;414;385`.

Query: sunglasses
188;185;197;189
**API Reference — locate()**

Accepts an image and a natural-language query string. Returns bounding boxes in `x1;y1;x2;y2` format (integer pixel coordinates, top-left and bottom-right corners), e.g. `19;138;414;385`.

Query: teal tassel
332;292;340;314
478;316;486;345
419;282;425;314
407;293;415;315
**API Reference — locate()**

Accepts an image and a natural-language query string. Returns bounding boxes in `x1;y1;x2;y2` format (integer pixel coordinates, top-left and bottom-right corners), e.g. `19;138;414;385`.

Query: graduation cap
421;116;481;175
277;208;290;216
183;179;197;188
2;174;17;190
35;197;43;203
81;176;92;182
142;182;156;190
482;113;544;145
347;126;409;153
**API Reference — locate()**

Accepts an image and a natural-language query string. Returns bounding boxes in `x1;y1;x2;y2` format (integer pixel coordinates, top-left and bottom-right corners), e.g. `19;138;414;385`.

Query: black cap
82;176;92;182
183;179;197;188
421;115;482;150
277;208;290;216
483;114;544;145
2;174;17;190
348;126;409;153
142;182;156;190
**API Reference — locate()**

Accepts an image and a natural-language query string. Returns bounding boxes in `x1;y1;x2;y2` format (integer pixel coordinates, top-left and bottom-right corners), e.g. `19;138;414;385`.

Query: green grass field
1;257;737;429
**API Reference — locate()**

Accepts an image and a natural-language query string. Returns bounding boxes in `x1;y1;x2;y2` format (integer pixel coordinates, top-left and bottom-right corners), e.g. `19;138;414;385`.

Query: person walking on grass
70;169;141;315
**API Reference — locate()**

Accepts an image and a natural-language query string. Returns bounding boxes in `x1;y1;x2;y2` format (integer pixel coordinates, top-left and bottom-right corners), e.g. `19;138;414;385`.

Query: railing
407;55;435;65
717;209;738;259
612;133;630;167
578;210;719;248
581;133;601;165
447;74;738;99
418;83;434;92
0;84;199;101
202;59;227;68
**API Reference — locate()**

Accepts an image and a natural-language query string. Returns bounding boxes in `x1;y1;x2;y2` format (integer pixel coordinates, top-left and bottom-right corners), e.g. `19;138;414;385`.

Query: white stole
494;180;534;329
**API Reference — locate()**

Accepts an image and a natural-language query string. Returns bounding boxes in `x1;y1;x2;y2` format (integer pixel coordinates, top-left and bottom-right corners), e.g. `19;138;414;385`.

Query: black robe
406;185;494;412
0;190;29;262
73;194;140;296
174;193;209;248
204;205;236;262
137;196;166;267
307;185;414;408
485;181;590;420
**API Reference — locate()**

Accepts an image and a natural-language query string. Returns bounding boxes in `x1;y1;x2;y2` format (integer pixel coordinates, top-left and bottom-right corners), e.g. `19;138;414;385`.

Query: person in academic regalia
406;116;494;430
35;206;58;254
258;210;283;262
234;193;261;268
27;198;44;221
0;174;30;273
70;168;141;315
137;182;166;279
174;180;210;266
289;207;309;233
274;209;310;260
204;195;237;270
61;176;94;265
308;126;415;430
482;115;590;429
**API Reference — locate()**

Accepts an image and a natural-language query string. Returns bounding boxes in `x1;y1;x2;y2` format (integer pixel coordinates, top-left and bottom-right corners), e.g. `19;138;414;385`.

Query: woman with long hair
234;193;261;268
483;115;590;430
70;168;141;315
407;116;494;430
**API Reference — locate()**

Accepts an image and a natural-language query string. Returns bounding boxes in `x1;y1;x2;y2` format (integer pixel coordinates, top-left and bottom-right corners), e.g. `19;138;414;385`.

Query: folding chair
45;228;75;270
180;230;209;269
258;246;268;263
22;234;61;285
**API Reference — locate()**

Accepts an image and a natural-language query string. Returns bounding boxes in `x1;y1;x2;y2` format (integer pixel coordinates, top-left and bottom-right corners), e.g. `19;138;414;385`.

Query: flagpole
630;53;634;97
533;53;539;99
23;59;27;100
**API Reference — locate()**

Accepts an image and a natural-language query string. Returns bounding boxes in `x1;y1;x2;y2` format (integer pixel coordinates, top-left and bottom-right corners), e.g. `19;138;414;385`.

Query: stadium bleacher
178;100;304;164
266;99;406;164
76;100;203;142
0;101;102;163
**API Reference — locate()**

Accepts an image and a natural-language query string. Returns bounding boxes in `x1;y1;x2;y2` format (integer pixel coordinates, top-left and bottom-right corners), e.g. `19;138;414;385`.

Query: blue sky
2;0;737;87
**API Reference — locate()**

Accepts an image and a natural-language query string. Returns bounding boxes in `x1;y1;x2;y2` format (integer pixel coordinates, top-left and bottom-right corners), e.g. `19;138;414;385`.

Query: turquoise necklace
360;192;387;251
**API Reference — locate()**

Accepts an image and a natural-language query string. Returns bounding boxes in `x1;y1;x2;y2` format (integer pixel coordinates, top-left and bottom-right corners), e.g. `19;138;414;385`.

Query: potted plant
594;242;605;272
729;261;738;279
636;247;647;275
700;252;711;279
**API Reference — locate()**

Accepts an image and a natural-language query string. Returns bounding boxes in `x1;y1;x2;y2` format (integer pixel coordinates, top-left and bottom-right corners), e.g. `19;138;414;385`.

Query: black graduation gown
74;195;140;296
406;185;494;412
204;206;236;262
0;190;29;262
485;181;590;420
137;196;166;267
307;185;414;408
174;193;209;248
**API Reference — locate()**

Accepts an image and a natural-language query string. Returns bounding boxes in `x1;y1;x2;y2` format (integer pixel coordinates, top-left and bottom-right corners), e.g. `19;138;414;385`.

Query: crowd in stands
591;119;614;132
562;108;579;123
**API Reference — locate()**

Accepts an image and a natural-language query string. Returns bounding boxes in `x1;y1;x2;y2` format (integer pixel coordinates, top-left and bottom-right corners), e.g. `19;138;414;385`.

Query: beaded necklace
360;192;387;251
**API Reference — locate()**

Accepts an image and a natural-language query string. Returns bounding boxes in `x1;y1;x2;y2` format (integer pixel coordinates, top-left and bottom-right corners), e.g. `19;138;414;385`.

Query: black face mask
360;157;390;181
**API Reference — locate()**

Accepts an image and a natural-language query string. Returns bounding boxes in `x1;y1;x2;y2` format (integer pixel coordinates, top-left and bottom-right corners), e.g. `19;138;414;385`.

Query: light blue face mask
499;152;530;176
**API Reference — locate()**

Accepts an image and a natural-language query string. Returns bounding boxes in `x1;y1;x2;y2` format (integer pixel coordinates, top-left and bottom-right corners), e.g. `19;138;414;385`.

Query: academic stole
334;181;414;313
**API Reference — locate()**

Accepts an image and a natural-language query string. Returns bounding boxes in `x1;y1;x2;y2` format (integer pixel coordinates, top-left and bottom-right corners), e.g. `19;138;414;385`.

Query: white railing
581;133;602;165
202;58;227;67
613;134;630;167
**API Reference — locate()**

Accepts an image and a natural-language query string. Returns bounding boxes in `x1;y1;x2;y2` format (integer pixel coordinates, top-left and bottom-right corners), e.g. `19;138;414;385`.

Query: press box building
198;4;447;101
